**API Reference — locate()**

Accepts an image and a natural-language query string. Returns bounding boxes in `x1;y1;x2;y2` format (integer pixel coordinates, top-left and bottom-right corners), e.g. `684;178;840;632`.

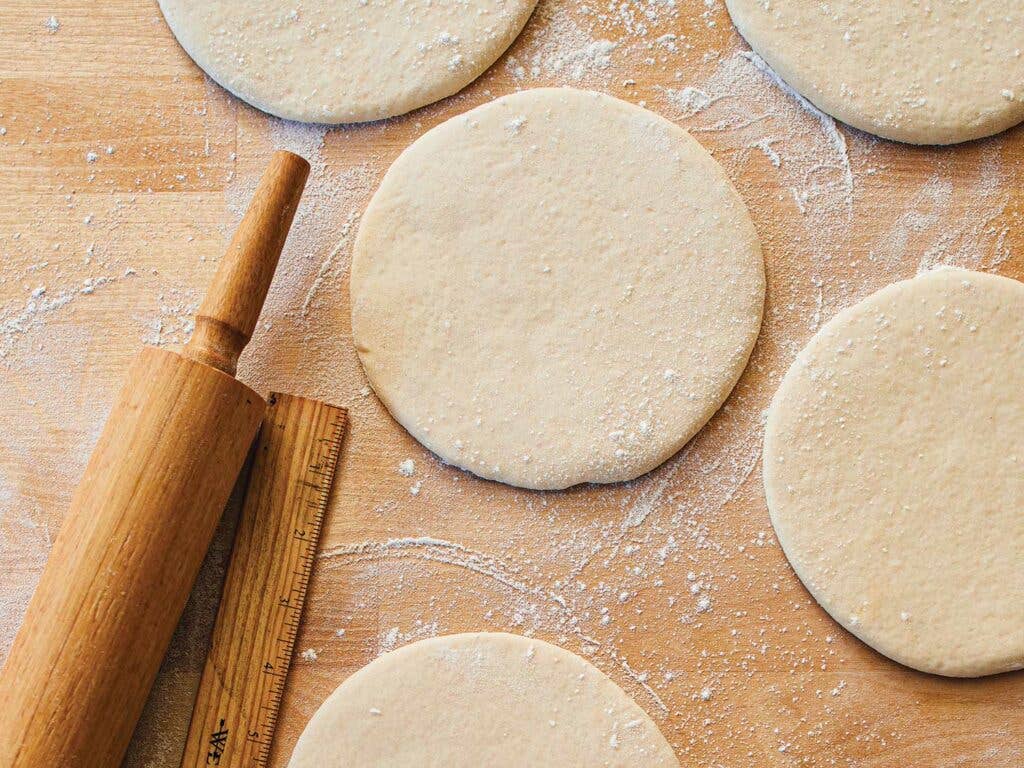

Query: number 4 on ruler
181;394;347;768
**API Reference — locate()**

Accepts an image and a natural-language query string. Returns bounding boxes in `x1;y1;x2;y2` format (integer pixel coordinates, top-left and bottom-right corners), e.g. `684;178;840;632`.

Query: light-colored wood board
1;1;1022;767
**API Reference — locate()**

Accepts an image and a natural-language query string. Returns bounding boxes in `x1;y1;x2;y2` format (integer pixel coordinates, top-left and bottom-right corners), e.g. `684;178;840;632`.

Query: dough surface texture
157;0;538;123
352;87;764;490
764;268;1024;677
724;0;1024;144
287;632;680;767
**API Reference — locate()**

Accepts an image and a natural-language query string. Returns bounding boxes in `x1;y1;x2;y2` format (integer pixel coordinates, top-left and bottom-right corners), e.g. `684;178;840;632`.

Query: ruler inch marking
180;394;347;768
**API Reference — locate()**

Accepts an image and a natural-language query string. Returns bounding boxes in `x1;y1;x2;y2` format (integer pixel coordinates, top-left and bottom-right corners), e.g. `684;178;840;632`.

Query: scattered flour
0;2;1018;766
660;86;713;117
505;3;620;83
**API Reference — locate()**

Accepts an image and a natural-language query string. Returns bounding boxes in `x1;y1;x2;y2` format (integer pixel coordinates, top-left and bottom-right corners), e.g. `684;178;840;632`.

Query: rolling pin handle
0;150;310;768
184;150;310;376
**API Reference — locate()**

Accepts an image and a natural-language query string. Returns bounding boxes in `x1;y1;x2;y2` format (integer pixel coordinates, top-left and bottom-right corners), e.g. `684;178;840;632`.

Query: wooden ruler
181;393;347;768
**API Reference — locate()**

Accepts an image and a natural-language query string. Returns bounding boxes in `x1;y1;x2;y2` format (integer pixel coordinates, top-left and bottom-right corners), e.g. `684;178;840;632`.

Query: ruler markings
180;394;347;768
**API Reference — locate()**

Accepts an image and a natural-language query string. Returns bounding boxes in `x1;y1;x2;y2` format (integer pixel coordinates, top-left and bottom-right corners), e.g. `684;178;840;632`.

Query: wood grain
182;394;347;768
0;348;265;768
0;145;308;765
185;152;309;376
0;1;1022;767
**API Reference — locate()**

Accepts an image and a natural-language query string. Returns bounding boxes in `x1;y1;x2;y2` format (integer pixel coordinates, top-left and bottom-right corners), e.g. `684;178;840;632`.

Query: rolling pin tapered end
184;150;311;376
0;149;311;768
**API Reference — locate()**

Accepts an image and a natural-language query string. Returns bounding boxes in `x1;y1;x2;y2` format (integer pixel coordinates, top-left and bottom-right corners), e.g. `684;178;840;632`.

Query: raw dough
724;0;1024;144
157;0;538;123
287;633;680;767
351;87;765;490
764;268;1024;677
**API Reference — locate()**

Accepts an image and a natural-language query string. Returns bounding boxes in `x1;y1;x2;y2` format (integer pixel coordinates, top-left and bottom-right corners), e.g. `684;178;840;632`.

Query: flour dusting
0;1;1018;766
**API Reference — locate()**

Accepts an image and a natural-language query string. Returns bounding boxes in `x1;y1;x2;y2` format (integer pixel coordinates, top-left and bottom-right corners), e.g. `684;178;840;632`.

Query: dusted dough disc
724;0;1024;144
157;0;538;123
288;633;680;767
764;268;1024;677
351;88;765;490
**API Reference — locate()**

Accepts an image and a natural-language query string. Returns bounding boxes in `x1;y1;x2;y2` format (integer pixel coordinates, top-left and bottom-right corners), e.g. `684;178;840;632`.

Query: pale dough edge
350;88;765;490
763;268;1024;677
287;632;680;765
157;0;540;124
724;0;1024;145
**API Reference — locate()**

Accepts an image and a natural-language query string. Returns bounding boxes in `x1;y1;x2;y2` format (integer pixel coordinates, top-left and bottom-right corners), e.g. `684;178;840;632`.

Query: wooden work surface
1;1;1022;766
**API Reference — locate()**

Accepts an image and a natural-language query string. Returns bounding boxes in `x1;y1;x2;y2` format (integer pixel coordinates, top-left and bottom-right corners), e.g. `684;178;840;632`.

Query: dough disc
764;268;1024;677
724;0;1024;144
157;0;538;123
288;633;679;767
352;87;765;490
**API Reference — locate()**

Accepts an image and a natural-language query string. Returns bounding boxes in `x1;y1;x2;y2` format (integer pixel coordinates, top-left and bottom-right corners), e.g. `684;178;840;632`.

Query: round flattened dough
764;268;1024;677
724;0;1024;144
157;0;538;123
288;633;679;767
351;88;765;490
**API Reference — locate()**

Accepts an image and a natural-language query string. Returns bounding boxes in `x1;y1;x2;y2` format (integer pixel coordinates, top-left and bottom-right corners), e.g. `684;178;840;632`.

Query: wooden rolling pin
0;150;310;768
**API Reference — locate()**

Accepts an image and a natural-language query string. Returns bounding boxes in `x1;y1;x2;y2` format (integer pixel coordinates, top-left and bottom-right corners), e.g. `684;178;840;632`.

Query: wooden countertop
1;1;1021;766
